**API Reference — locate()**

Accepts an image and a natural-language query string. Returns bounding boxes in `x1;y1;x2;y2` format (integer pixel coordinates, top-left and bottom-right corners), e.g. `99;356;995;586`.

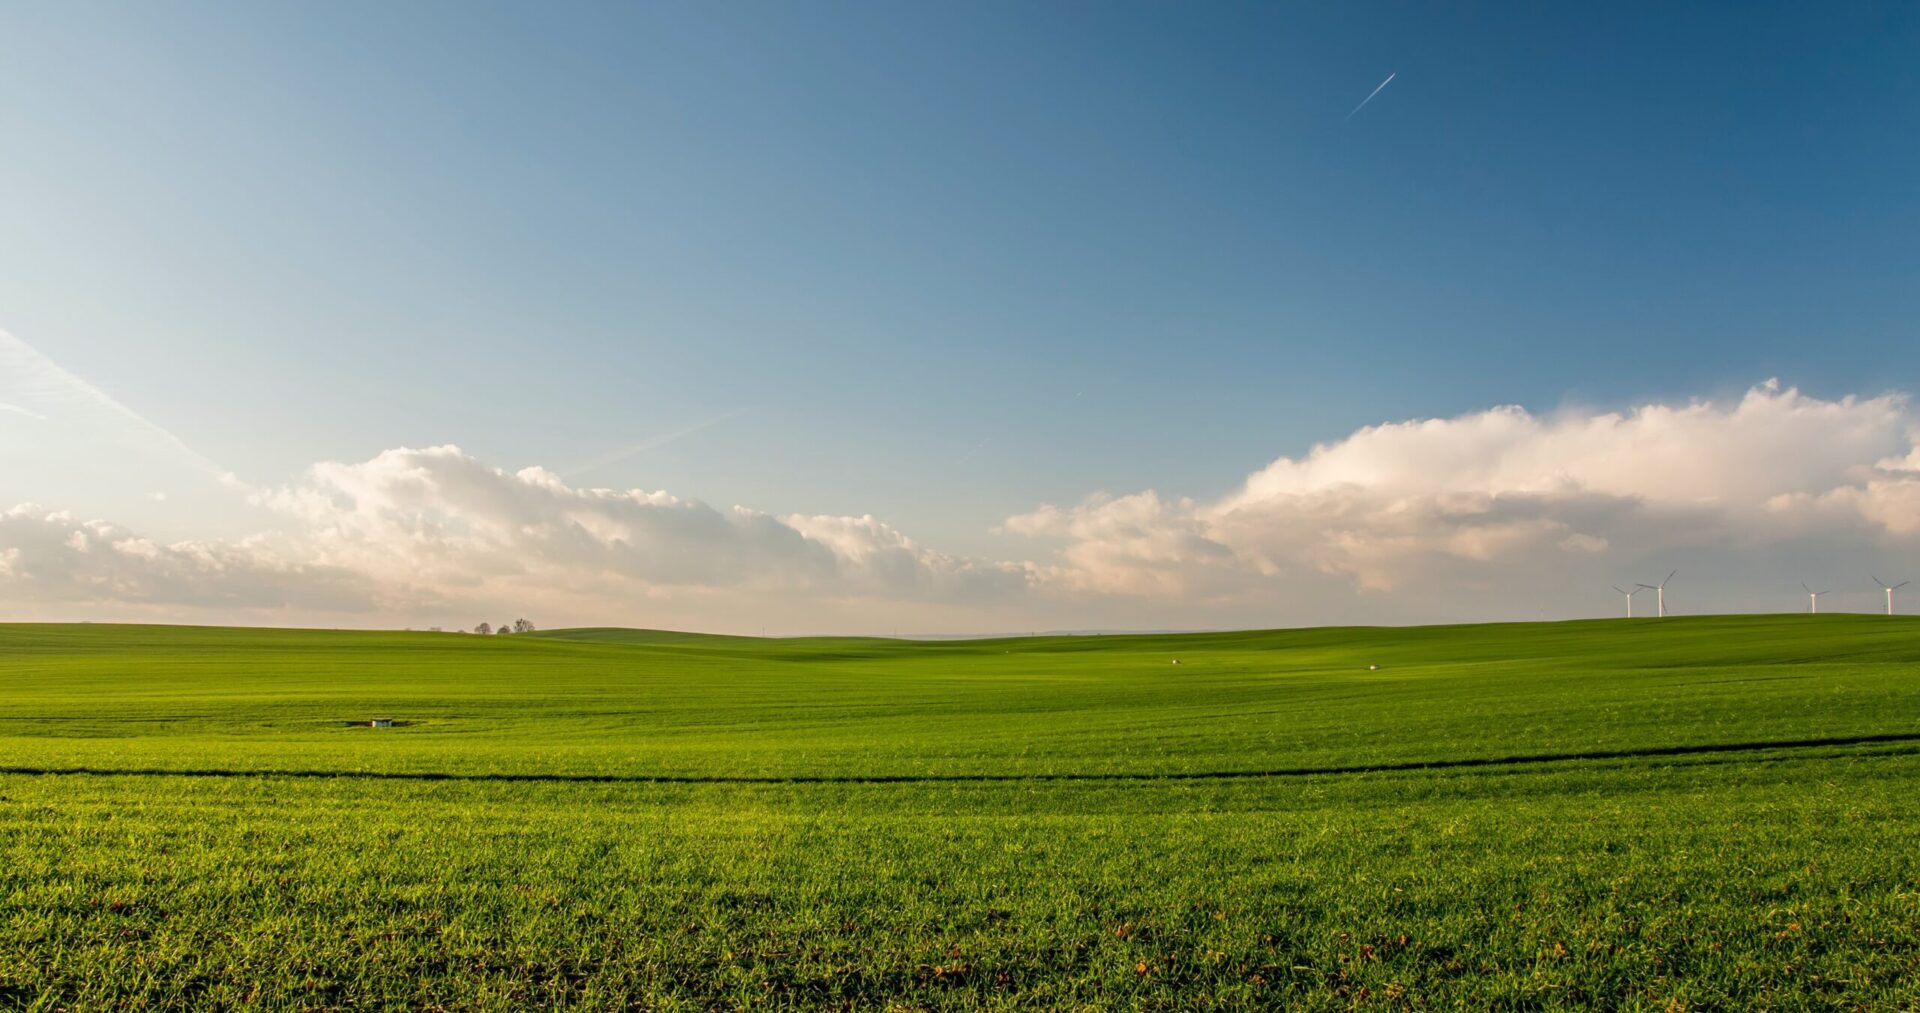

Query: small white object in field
1368;664;1380;671
1172;659;1180;665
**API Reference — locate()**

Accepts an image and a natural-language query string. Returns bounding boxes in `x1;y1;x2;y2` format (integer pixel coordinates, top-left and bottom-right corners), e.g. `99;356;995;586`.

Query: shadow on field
4;732;1920;785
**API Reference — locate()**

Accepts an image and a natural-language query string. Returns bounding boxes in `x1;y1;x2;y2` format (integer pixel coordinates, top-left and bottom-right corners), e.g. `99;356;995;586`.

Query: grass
2;615;1919;1008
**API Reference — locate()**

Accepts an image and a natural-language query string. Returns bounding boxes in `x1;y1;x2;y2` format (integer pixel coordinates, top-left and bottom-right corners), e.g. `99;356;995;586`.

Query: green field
4;616;1920;1009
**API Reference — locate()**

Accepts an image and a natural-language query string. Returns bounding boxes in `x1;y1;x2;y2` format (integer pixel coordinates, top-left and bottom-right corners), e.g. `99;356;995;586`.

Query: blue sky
4;3;1920;631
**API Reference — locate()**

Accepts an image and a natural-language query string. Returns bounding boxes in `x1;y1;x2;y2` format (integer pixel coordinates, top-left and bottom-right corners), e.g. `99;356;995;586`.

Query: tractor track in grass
4;731;1919;785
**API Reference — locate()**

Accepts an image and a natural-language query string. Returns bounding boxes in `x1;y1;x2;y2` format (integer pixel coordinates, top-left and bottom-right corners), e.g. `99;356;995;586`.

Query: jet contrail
1345;72;1396;120
564;408;751;479
956;437;991;465
0;401;46;421
0;328;233;481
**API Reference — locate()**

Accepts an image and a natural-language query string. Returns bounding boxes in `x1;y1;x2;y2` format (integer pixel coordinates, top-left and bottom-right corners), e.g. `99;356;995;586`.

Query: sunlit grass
3;616;1919;1007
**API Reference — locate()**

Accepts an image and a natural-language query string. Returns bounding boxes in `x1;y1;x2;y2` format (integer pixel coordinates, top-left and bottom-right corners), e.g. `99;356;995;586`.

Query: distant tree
498;622;513;634
474;622;492;635
512;618;536;633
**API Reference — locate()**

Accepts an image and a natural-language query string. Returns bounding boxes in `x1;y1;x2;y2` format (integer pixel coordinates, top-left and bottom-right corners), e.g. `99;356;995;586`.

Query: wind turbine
1637;570;1676;618
1874;577;1910;616
1801;582;1830;614
1610;585;1642;618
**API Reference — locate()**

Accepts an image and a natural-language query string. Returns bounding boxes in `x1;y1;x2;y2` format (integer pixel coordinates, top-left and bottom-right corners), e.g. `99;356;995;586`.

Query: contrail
1345;72;1396;120
564;408;750;479
956;437;991;465
0;328;235;482
0;401;46;421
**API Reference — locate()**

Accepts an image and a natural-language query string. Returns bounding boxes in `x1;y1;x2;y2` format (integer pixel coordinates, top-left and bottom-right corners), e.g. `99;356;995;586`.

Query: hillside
4;616;1920;1007
2;615;1918;780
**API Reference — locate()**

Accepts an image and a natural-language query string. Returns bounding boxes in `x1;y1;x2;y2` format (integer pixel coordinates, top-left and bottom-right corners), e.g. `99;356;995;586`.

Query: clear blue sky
3;2;1919;631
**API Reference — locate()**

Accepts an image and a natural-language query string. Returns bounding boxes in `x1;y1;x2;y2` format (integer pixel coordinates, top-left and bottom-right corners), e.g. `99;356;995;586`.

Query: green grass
3;615;1919;1008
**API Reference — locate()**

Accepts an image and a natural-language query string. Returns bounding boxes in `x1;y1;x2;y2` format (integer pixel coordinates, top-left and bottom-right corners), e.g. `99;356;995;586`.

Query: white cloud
6;382;1920;631
257;445;1032;606
1007;382;1920;597
0;506;380;612
1225;379;1908;509
0;443;1039;629
1001;491;1234;596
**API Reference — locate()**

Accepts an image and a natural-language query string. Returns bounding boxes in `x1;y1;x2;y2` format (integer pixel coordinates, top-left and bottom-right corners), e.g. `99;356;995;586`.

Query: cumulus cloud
0;446;1037;627
1002;491;1235;596
255;445;1032;605
6;381;1920;630
1007;382;1920;596
0;506;379;612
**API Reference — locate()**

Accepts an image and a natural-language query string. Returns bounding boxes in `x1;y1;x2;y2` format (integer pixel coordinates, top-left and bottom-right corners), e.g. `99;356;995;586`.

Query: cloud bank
1006;381;1920;601
0;506;378;613
258;445;1031;606
4;382;1919;631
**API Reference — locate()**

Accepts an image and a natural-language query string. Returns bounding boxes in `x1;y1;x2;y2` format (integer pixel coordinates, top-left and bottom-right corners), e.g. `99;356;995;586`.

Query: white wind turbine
1610;585;1642;618
1874;577;1910;616
1637;570;1676;618
1801;582;1830;614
